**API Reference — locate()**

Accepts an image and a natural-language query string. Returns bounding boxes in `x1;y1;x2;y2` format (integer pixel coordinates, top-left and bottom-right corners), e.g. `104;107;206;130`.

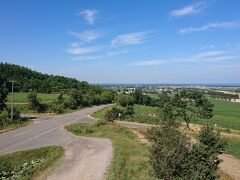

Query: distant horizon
94;82;240;87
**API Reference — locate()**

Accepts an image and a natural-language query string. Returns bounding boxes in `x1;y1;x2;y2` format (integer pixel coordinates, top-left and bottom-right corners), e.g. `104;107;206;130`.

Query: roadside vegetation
65;122;156;180
224;137;240;159
0;145;64;180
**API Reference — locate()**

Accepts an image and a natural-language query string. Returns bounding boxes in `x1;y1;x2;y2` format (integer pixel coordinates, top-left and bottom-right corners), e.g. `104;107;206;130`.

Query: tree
156;93;171;108
189;125;225;179
0;77;8;111
27;90;39;110
147;104;224;179
147;125;191;179
68;89;82;109
172;91;214;128
116;95;134;107
133;88;144;104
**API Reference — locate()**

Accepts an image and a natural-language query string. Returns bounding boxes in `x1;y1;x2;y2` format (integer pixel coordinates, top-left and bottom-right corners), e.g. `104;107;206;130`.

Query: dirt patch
220;154;240;179
131;129;149;145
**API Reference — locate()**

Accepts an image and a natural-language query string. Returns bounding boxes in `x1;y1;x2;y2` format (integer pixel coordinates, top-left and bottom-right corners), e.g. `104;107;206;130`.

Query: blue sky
1;0;240;84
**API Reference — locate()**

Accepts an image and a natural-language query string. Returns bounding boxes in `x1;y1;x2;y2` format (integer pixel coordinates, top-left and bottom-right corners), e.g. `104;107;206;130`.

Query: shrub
199;125;226;153
147;124;225;179
125;106;134;117
116;95;134;107
69;123;93;134
0;110;10;128
147;126;191;179
50;102;65;114
105;107;124;121
94;119;107;127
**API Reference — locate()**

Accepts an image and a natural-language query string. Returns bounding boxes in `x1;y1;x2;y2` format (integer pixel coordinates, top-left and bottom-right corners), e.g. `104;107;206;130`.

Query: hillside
0;63;89;93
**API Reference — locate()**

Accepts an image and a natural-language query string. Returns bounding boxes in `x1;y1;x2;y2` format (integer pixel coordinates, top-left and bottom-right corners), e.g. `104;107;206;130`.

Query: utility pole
7;80;16;122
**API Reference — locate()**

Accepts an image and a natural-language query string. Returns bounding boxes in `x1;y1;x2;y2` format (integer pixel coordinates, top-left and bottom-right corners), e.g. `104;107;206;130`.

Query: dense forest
0;63;91;93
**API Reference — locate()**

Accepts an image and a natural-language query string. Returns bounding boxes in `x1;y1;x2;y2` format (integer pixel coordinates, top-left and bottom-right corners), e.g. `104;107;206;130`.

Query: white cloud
111;32;149;46
67;42;100;55
68;30;100;42
106;49;129;56
72;55;102;61
78;9;98;25
179;21;240;34
130;60;166;66
131;50;237;66
170;2;205;17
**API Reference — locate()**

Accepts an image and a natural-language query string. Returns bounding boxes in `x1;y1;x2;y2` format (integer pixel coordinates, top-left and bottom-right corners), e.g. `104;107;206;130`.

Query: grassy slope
0;145;64;179
65;123;156;180
224;137;240;159
7;92;59;103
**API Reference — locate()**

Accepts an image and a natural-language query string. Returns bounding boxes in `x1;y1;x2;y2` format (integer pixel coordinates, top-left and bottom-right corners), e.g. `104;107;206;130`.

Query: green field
93;97;240;130
65;123;156;180
0;145;64;179
191;98;240;130
7;92;59;103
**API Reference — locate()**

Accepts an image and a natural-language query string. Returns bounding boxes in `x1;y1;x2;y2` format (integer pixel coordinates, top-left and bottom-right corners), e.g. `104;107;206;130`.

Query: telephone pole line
7;80;17;122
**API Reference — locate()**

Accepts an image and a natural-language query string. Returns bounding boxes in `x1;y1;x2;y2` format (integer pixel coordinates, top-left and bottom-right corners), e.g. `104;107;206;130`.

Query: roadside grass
7;92;61;103
65;122;156;180
92;105;160;124
0;119;32;133
0;145;64;180
224;137;240;159
91;106;112;120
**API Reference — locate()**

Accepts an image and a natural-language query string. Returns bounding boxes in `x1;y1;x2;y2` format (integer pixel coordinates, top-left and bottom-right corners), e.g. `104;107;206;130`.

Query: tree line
0;63;93;93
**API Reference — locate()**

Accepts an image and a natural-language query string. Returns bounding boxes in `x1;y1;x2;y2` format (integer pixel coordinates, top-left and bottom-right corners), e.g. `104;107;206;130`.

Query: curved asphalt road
0;105;112;180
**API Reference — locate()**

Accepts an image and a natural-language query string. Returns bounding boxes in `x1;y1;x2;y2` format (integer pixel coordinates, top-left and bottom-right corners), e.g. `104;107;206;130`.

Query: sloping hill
0;63;89;93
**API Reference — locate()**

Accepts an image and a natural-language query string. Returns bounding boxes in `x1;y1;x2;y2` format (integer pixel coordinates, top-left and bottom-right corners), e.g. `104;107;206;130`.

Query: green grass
65;123;156;180
210;98;240;119
191;98;240;130
0;120;32;133
92;105;160;124
96;97;240;130
92;106;112;120
7;92;59;103
224;137;240;159
0;145;64;180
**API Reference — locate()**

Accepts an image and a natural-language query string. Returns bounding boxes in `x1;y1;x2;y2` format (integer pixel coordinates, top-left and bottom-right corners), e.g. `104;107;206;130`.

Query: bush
67;123;94;135
50;102;65;114
147;126;191;179
94;119;107;127
125;106;134;115
147;124;225;179
199;125;225;153
0;110;10;128
116;95;134;107
105;107;123;122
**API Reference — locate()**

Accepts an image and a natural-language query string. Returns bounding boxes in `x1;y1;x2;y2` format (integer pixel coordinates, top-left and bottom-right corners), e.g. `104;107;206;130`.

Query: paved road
0;105;112;180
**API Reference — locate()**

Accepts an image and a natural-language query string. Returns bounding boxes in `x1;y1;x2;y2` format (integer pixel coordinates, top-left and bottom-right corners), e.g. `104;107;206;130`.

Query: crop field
7;92;59;103
191;98;240;130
